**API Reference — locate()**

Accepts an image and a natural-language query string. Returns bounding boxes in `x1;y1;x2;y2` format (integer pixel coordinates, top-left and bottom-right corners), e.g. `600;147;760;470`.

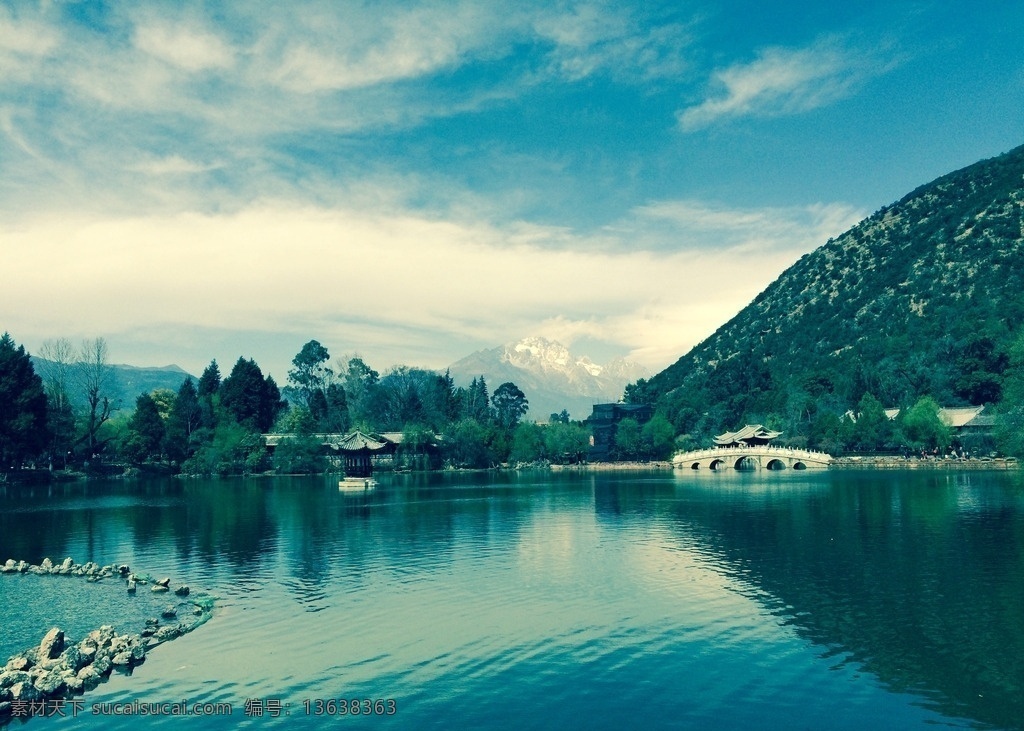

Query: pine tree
121;393;165;463
164;377;201;462
0;333;50;470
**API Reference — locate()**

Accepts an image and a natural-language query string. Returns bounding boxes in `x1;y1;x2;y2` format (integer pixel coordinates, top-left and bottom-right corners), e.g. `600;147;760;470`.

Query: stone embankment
549;461;673;472
829;456;1019;470
0;557;214;725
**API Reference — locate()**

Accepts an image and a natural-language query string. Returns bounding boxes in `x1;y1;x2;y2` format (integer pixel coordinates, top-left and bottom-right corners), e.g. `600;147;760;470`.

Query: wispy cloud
532;2;692;82
632;199;864;253
678;37;897;130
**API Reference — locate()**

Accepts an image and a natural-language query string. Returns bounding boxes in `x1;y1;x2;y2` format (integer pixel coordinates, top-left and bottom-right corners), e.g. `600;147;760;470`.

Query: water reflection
639;470;1024;730
2;471;1023;729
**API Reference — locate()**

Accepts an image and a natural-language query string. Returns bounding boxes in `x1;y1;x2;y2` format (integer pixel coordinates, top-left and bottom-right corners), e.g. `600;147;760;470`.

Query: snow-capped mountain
447;337;648;420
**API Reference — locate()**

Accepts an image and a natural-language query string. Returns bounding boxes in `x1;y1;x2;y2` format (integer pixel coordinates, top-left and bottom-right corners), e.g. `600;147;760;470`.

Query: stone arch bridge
673;445;833;471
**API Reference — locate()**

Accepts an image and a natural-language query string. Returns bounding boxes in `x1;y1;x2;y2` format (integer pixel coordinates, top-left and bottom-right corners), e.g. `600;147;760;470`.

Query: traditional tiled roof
261;431;399;451
937;405;986;428
713;424;782;446
335;431;391;452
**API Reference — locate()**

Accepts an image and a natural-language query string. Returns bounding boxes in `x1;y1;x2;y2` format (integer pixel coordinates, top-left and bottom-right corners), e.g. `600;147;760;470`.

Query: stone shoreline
0;558;214;725
548;461;673;471
828;456;1019;470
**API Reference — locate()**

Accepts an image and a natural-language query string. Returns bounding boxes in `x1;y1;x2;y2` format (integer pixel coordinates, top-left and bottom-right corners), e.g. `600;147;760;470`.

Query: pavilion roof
713;424;783;446
937;405;986;428
334;431;392;452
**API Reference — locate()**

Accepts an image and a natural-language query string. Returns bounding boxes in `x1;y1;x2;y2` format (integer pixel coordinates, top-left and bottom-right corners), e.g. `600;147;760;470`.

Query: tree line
0;334;594;477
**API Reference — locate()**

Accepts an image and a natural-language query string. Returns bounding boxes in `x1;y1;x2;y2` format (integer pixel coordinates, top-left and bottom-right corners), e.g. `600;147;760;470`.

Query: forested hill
630;143;1024;444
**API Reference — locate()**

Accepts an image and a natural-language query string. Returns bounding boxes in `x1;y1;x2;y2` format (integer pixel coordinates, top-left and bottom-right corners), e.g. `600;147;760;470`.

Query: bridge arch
734;456;757;470
792;461;807;470
709;458;725;470
765;458;786;470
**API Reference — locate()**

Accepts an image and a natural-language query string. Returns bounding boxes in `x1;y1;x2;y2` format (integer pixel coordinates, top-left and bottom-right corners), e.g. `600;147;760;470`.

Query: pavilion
334;431;396;477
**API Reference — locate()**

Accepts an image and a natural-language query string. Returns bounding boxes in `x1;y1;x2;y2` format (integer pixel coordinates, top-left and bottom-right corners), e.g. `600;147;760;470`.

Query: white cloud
264;4;496;93
0;8;59;58
129;155;225;176
1;194;858;376
133;22;235;72
678;37;895;130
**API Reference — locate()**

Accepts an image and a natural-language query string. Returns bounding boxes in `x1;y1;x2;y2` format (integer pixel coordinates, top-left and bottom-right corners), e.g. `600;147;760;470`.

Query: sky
2;0;1023;383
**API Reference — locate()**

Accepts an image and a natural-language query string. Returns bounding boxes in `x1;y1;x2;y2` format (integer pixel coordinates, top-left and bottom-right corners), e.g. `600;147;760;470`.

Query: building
586;403;654;461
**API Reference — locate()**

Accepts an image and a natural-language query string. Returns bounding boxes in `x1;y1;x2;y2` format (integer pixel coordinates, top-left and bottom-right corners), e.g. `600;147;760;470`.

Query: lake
2;469;1023;730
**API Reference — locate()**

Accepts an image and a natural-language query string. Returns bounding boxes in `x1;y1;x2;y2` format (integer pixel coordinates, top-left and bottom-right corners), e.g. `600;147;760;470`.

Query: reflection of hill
596;473;1024;730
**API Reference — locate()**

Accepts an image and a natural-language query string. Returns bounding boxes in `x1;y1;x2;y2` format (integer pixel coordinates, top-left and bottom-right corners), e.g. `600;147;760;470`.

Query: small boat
338;477;376;493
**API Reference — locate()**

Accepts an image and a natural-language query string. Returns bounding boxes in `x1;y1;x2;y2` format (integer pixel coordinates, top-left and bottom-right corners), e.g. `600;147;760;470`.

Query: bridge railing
672;444;833;463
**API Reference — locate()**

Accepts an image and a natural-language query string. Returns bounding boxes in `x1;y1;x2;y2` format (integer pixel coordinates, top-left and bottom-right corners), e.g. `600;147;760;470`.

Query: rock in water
38;628;65;660
33;671;65;695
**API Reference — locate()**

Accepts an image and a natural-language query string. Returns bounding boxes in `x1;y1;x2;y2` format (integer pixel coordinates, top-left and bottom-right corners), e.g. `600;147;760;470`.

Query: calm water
2;469;1023;730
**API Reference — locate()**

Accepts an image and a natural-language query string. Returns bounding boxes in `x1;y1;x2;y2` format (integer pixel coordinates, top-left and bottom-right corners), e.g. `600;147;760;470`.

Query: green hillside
629;144;1024;449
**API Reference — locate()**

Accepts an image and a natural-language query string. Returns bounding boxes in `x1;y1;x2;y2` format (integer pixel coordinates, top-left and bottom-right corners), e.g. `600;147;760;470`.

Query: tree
624;377;656;405
164;377;201;462
197;360;222;397
996;330;1024;456
614;418;643;460
36;338;76;468
549;409;571;424
642;414;677;460
436;370;462;424
901;396;951;452
492;382;529;430
287;340;332;408
322;383;350;432
399;424;436;470
443;418;494;468
954;335;1008;405
76;337;113;458
261;375;286;433
342;356;380;427
545;420;590;464
0;333;49;470
272;434;326;474
196;360;222;430
377;366;427;430
510;422;545;464
851;392;893;451
149;388;176;421
121;393;165;463
220;357;284;433
464;376;491;423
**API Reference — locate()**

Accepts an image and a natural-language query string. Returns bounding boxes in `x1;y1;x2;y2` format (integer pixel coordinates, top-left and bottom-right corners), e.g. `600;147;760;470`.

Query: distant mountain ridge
634;143;1024;440
448;337;648;420
31;358;194;412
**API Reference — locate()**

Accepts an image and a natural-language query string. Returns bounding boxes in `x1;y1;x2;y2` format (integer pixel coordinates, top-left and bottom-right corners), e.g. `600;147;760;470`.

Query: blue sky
2;0;1023;382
